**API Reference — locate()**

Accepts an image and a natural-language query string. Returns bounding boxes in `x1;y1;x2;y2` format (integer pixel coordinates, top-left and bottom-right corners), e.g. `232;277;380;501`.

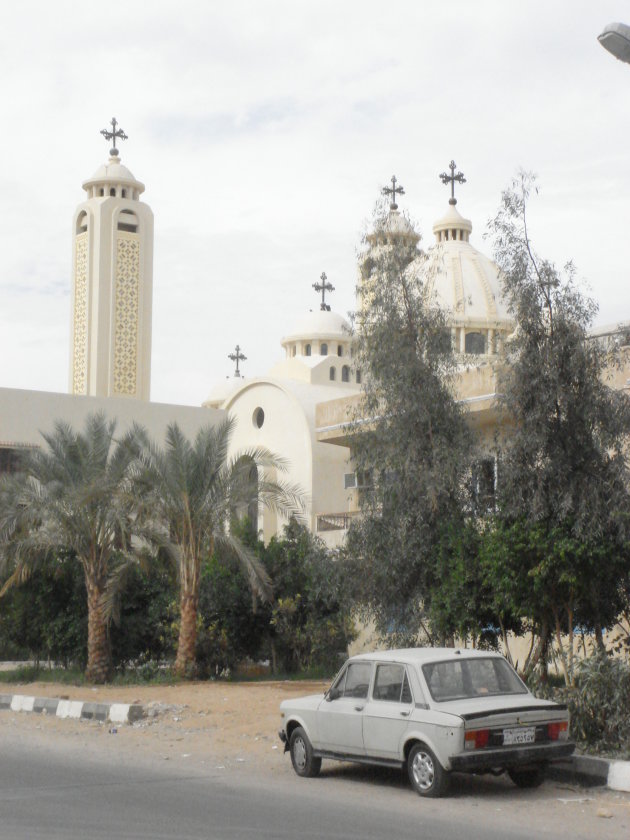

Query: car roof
349;647;505;666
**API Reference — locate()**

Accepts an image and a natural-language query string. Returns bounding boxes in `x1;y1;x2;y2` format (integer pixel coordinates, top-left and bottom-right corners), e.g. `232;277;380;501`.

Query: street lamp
598;22;630;64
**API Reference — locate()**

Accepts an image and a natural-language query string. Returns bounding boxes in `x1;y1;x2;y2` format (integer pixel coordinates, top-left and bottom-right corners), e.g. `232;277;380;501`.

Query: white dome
407;204;512;328
202;376;244;409
82;156;145;195
367;208;420;245
281;309;351;345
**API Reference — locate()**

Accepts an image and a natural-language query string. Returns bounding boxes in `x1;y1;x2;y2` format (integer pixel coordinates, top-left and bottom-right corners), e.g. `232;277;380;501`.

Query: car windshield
422;657;527;702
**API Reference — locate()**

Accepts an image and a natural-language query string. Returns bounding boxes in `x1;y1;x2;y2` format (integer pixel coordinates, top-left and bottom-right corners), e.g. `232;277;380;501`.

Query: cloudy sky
1;1;629;406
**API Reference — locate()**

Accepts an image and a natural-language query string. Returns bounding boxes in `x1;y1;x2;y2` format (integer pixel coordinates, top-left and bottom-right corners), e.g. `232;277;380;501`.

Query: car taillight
465;728;490;750
548;721;569;741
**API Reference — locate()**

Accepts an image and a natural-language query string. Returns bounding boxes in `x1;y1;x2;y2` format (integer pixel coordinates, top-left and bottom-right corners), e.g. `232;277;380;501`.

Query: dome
82;155;145;196
202;376;244;409
367;208;420;245
281;309;351;345
407;202;514;356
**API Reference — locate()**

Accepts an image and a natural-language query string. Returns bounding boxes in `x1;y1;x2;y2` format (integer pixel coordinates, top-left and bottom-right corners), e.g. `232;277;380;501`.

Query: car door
363;662;414;759
317;661;372;756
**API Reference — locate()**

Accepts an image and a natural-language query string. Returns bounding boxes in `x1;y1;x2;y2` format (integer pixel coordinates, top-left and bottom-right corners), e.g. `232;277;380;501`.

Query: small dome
202;376;243;409
82;155;145;195
281;309;351;345
432;203;472;243
367;208;420;245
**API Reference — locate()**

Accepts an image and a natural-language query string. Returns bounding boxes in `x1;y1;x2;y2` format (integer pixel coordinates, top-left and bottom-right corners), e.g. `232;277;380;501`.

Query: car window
422;657;527;702
342;662;372;699
373;664;412;703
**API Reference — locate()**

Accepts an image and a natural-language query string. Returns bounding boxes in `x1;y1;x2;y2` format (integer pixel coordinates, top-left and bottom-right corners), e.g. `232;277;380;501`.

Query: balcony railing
316;512;360;532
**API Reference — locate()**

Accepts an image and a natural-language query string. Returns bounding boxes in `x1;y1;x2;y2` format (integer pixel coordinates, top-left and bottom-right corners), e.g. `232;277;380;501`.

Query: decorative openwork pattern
72;233;88;394
113;234;140;395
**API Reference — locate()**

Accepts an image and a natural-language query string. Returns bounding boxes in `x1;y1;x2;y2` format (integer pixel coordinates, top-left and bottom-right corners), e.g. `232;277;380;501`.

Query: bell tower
69;119;154;400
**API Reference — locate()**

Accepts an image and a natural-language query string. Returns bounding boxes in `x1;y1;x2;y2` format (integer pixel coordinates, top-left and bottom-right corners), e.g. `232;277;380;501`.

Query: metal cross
439;160;466;205
382;175;405;210
228;344;247;378
100;117;128;157
312;272;335;311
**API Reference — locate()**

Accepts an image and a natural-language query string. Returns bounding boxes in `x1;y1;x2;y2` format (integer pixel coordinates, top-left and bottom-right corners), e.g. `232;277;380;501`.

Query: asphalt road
0;726;627;840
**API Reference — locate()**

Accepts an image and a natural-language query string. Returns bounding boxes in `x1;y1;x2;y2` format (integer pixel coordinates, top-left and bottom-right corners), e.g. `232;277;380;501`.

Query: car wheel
407;743;450;797
289;726;322;778
507;765;546;788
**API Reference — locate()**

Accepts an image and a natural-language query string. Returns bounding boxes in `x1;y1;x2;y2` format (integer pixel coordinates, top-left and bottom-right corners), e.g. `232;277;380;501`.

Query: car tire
407;743;450;797
289;726;322;778
507;764;546;788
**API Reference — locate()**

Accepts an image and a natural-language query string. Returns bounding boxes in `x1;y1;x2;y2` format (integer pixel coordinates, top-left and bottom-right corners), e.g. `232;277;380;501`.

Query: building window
329;366;336;381
342;365;350;382
355;369;362;384
99;188;104;196
465;332;486;355
305;344;311;356
252;407;265;429
76;211;88;234
110;188;116;197
121;189;127;198
337;345;343;357
292;345;296;357
321;343;328;356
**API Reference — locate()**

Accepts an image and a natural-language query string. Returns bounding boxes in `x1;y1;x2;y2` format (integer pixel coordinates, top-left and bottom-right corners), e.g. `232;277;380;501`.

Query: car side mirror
327;688;339;702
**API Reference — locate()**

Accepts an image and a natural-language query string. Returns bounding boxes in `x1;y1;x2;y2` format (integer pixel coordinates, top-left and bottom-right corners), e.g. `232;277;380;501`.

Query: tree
134;418;303;677
487;172;630;682
0;414;144;682
346;204;472;642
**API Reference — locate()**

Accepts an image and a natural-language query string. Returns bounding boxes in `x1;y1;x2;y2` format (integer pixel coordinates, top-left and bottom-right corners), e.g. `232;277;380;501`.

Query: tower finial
439;160;466;205
100;117;128;158
228;344;247;378
382;175;405;210
313;271;335;311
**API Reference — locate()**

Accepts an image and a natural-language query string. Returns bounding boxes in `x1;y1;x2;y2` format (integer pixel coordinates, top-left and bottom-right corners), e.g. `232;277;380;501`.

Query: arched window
342;365;350;382
121;189;127;198
329;366;336;381
99;188;104;197
337;345;343;357
109;188;116;197
305;344;311;356
321;343;328;356
465;332;486;355
76;211;88;235
355;369;362;384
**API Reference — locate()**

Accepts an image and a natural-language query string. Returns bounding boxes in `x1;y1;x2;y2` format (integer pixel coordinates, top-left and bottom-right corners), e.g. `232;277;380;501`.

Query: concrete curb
0;693;144;724
549;753;630;792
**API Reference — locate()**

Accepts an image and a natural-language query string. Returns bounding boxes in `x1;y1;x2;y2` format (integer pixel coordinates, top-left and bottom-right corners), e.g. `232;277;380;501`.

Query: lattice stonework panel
72;233;88;394
113;235;140;395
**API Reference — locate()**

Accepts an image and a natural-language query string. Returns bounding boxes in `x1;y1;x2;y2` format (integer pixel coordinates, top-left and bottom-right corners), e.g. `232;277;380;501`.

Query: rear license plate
503;726;535;746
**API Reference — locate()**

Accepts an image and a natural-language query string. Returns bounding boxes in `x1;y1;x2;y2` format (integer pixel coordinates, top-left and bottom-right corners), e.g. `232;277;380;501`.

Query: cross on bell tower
439;160;466;205
382;175;405;210
228;344;247;378
313;272;334;311
100;117;128;158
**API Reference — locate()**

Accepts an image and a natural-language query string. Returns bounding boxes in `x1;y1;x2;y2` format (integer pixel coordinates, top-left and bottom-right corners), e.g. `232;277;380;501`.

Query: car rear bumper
449;741;575;772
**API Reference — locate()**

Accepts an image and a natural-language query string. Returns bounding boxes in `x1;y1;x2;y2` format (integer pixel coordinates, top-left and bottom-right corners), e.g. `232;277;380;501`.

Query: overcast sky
1;1;629;406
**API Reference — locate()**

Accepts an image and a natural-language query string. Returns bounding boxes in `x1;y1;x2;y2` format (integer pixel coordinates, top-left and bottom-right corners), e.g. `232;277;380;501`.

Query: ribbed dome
407;203;514;355
82;155;145;196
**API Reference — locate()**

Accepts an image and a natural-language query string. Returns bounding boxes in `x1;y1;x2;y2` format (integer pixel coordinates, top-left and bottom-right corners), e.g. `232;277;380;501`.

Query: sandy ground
0;679;329;772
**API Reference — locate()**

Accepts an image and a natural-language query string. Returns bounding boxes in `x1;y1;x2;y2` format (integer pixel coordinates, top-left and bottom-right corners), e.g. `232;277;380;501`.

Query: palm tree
134;417;304;677
0;414;143;683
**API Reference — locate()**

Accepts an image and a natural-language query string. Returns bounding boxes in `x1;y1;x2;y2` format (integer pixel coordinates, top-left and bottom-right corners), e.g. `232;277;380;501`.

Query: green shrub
567;654;630;756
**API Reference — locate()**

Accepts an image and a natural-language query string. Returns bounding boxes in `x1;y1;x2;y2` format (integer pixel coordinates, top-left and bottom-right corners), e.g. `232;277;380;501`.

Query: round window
253;407;265;429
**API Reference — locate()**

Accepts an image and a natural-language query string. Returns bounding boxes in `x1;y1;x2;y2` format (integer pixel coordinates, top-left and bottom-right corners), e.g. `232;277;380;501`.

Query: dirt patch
1;679;328;771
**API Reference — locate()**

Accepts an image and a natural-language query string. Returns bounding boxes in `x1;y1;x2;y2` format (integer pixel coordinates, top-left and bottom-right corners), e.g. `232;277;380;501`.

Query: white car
279;648;575;797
